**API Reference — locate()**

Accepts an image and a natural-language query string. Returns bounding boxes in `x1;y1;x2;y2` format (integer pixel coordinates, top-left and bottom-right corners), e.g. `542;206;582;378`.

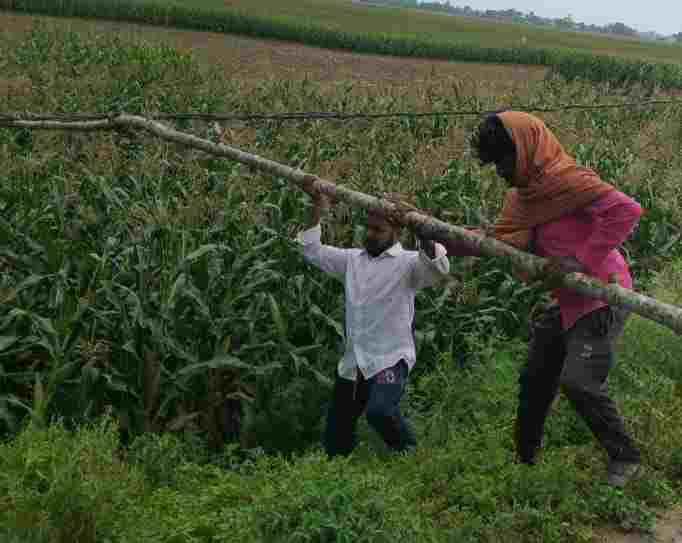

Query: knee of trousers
560;373;594;399
366;404;396;427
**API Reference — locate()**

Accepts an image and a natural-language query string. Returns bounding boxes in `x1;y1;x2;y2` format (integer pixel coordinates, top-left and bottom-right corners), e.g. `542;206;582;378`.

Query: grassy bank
2;333;681;542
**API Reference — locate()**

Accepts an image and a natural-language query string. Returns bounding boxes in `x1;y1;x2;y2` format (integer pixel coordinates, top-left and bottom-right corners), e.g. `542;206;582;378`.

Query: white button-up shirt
298;225;450;381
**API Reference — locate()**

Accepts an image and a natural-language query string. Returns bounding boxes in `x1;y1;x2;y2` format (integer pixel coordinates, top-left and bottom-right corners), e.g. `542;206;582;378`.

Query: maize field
1;16;682;543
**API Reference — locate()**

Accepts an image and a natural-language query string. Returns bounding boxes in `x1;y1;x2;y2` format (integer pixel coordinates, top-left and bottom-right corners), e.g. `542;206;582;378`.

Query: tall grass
2;0;682;88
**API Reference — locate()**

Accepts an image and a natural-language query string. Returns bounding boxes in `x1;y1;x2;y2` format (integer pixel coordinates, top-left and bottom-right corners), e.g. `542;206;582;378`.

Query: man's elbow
615;192;643;222
633;201;644;221
623;201;644;234
435;260;451;278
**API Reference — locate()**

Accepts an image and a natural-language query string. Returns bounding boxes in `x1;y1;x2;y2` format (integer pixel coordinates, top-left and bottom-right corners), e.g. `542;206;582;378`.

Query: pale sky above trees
449;1;680;35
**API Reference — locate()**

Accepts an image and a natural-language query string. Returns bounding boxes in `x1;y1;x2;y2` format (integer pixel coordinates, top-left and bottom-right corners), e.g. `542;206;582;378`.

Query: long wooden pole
3;113;682;334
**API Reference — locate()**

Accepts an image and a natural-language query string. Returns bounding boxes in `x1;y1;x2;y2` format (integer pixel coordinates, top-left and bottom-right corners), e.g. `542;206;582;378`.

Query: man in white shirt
298;180;450;457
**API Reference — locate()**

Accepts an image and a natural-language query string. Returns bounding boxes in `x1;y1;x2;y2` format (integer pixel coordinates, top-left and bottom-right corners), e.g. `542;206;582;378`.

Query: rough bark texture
3;114;682;334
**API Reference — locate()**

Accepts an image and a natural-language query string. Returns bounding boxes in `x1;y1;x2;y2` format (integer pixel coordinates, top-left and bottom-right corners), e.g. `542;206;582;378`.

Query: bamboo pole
3;114;682;334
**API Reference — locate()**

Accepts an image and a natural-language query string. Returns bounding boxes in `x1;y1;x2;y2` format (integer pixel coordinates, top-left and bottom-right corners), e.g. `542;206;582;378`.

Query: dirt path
597;507;682;543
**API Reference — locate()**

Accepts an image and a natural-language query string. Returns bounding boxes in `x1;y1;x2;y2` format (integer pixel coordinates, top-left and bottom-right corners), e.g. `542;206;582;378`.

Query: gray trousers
515;304;640;464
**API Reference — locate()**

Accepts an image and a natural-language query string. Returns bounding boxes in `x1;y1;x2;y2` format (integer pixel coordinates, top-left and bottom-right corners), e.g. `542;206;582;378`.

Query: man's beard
365;239;393;257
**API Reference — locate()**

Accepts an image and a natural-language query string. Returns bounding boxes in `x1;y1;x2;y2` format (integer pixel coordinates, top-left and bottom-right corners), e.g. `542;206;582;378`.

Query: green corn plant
0;299;90;429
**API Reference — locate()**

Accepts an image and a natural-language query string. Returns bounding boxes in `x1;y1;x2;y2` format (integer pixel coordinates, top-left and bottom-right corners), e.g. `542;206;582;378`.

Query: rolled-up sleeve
575;191;643;272
409;242;450;289
297;224;351;277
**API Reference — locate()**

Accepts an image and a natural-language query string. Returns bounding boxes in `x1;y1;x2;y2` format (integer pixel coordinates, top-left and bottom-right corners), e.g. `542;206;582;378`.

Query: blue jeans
324;360;416;457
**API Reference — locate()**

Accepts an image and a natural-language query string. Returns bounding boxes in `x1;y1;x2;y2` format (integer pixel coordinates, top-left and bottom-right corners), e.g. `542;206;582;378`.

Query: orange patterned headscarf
493;112;614;250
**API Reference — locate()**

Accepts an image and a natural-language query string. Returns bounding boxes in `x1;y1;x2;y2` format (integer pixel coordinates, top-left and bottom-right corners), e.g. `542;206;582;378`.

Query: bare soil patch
0;11;546;96
596;507;682;543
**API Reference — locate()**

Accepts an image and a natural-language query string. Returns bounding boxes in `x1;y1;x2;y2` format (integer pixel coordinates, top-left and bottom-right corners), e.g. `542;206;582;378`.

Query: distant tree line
356;0;679;42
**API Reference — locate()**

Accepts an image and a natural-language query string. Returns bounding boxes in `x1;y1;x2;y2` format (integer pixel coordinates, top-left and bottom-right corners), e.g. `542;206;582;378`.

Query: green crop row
3;0;682;88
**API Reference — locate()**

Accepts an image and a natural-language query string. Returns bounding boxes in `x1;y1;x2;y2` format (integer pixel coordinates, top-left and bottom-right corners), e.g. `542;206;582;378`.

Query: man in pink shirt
449;111;642;487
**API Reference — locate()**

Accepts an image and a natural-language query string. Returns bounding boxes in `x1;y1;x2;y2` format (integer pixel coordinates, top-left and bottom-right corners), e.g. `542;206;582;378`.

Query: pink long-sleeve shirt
446;190;643;330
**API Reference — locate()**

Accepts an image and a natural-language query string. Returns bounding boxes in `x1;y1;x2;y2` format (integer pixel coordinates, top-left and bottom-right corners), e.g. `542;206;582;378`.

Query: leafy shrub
0;418;144;543
127;431;208;487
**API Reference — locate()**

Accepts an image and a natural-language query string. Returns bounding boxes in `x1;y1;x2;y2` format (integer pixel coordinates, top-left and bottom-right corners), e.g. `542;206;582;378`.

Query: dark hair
471;114;516;165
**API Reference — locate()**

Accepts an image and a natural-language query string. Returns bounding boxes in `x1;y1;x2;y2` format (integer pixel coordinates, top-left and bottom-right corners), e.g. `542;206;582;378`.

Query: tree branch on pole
3;113;682;334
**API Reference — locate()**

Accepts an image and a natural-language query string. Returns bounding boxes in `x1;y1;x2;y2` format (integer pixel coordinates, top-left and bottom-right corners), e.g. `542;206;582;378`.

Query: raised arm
297;178;352;277
441;229;486;258
408;234;451;289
